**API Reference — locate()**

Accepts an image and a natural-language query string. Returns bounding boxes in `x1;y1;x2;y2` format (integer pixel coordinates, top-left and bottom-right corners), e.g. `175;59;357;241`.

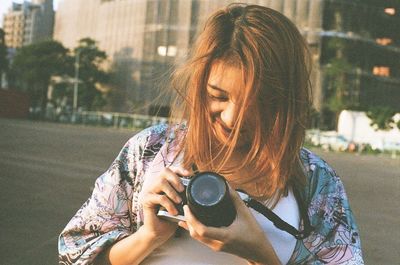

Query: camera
157;171;236;227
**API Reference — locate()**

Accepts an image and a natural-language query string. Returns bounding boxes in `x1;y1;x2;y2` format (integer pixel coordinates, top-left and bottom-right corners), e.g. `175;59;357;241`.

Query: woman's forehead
207;61;245;95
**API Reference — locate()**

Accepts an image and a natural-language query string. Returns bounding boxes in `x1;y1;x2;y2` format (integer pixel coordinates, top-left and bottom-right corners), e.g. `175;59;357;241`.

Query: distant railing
42;108;169;129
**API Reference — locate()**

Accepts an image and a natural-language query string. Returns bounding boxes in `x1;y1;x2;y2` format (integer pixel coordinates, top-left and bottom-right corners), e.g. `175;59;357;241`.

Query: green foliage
73;38;110;110
0;29;8;78
322;37;359;129
9;38;110;116
367;106;396;131
325;58;353;112
10;40;71;114
323;57;354;130
326;37;347;51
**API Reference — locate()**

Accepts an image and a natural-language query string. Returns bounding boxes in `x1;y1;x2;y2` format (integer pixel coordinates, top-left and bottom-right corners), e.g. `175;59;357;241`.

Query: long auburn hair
169;4;312;199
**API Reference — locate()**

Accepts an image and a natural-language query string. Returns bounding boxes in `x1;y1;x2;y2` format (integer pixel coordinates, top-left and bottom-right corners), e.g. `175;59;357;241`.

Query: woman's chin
214;135;251;151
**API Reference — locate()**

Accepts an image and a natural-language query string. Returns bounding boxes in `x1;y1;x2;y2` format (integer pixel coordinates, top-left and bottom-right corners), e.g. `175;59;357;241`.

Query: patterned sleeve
290;150;364;264
58;127;157;265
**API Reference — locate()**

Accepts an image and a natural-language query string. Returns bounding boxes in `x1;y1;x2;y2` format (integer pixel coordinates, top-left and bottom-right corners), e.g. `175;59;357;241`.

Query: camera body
157;177;190;223
157;172;236;227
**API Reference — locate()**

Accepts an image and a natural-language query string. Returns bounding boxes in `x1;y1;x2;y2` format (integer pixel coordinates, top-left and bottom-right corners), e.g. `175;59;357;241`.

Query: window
384;8;396;16
376;38;393;46
373;66;390;77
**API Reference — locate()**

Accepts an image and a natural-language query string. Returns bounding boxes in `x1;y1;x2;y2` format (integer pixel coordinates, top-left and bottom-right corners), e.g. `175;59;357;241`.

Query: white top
141;189;300;265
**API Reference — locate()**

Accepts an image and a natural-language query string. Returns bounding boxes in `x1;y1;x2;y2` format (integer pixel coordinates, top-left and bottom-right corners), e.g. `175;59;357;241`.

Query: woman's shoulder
128;123;169;144
299;147;344;197
299;147;336;176
123;123;187;155
294;151;364;264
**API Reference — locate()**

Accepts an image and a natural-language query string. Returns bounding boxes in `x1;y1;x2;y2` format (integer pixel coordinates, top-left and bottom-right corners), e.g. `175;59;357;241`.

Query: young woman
59;4;364;265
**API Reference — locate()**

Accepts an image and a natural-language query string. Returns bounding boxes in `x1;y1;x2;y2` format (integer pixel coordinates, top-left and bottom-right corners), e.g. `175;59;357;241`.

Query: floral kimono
59;124;364;264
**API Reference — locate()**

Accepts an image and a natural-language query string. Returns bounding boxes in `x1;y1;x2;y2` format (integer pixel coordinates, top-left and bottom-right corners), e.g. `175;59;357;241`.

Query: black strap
245;198;306;240
191;163;199;174
292;187;312;239
238;189;312;240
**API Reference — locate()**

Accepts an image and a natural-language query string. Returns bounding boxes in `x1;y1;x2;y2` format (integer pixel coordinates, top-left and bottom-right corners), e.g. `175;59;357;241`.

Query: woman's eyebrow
207;84;227;93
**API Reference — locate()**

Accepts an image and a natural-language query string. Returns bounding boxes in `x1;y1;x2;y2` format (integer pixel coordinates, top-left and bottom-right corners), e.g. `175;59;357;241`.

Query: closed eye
207;84;230;102
208;93;229;102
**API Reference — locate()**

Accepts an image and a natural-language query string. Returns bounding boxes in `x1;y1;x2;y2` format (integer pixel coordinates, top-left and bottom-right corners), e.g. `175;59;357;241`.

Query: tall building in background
319;0;400;127
54;0;198;113
54;0;400;120
25;0;55;45
3;2;26;49
2;0;54;49
54;0;325;114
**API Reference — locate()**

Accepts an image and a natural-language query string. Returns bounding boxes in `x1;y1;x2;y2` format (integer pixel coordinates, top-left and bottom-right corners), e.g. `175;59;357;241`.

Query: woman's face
206;61;254;148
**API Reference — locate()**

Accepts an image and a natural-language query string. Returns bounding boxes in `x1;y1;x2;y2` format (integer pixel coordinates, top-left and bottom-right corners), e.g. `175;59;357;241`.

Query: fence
43;108;169;130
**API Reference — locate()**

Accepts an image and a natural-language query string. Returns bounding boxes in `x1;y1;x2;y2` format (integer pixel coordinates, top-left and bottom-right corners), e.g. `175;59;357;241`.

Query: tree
73;38;109;111
323;37;355;129
0;29;8;86
10;40;71;115
367;106;396;131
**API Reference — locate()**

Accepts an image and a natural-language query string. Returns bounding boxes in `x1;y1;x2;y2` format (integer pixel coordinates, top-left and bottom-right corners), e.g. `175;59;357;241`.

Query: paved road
0;118;399;264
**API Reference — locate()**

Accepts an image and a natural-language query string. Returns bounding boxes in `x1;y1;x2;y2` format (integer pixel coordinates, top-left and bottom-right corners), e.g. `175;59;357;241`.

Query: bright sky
0;0;60;27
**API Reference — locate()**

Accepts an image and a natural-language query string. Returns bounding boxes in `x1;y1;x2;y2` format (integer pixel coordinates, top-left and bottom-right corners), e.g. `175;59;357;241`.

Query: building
3;2;26;49
2;0;54;49
54;0;400;121
319;0;400;128
54;0;197;113
53;0;323;114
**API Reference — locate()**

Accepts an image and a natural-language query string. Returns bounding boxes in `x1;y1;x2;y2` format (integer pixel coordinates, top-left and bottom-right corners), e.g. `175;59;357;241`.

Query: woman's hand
138;166;191;244
178;187;281;265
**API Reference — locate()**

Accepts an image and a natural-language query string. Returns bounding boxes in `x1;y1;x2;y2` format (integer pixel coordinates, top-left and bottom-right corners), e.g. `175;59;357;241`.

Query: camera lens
190;174;225;206
186;172;236;227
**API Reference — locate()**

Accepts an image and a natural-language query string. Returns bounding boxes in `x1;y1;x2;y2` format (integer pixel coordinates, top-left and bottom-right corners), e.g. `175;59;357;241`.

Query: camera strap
237;190;311;240
188;164;312;239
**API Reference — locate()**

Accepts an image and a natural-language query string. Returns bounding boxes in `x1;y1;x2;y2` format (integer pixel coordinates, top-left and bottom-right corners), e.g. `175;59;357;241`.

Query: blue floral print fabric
58;124;364;264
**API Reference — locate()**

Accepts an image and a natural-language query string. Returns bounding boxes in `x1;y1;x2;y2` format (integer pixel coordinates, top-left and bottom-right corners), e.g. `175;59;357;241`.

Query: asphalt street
0;118;399;264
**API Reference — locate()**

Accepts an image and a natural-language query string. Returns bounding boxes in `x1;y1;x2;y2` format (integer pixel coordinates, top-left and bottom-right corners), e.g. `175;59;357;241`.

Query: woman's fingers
228;187;255;220
163;167;186;191
157;177;183;205
143;193;179;215
181;206;228;251
182;205;228;241
141;166;191;215
141;167;186;205
229;187;247;211
168;165;192;177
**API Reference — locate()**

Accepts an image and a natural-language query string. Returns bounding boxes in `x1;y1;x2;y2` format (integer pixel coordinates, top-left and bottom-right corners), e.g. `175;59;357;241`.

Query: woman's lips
219;123;232;133
213;121;250;148
214;119;232;136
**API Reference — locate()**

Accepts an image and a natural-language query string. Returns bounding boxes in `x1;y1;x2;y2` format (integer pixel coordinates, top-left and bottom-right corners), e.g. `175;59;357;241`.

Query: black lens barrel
186;172;236;227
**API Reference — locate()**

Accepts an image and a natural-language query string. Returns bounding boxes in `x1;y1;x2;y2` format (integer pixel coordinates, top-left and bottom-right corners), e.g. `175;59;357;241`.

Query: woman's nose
220;102;238;129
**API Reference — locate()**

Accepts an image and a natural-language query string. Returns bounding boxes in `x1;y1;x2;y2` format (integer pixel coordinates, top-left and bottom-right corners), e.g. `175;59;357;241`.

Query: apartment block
2;0;54;49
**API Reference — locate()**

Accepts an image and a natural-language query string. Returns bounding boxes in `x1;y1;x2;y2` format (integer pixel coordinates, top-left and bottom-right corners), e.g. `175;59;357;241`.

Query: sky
0;0;60;27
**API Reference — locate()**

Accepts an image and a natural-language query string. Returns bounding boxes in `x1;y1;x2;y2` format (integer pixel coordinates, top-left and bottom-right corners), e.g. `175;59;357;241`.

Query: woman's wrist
99;226;167;265
136;225;167;249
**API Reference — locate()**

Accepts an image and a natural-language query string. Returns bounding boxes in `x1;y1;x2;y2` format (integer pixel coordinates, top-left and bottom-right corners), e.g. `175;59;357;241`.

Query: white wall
338;110;400;150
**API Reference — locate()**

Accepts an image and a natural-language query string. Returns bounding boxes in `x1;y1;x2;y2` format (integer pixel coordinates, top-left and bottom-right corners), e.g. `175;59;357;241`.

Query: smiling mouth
214;119;232;134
